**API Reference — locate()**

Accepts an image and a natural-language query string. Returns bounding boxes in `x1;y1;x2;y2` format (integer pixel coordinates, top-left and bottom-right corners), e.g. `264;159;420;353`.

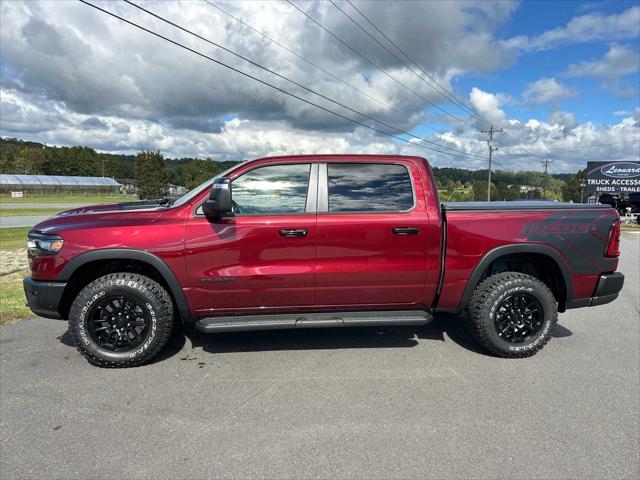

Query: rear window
327;163;414;212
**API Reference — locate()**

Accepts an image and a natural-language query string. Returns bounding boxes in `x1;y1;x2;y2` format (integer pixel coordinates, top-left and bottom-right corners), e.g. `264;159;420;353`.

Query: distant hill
0;137;575;201
0;137;240;188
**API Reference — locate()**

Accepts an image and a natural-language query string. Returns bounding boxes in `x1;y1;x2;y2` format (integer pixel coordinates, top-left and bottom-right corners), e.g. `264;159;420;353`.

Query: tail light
605;220;621;258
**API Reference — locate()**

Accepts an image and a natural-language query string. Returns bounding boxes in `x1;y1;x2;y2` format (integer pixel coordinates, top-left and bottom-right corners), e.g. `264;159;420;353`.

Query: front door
315;161;430;307
185;163;317;316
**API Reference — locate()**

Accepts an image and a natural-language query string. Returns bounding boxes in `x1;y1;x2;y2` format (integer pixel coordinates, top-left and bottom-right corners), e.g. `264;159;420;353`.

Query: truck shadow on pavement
57;314;573;362
164;314;572;361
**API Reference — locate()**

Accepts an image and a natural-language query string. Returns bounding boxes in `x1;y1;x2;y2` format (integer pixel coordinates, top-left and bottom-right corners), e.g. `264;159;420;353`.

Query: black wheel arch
449;243;573;314
58;249;191;323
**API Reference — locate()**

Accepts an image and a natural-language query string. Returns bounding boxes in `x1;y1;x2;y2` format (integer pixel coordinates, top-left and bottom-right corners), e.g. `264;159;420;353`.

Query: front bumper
566;272;625;309
23;277;66;319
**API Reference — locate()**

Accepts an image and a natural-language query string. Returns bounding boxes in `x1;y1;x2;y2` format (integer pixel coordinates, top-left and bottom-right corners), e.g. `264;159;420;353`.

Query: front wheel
68;273;174;367
467;272;557;358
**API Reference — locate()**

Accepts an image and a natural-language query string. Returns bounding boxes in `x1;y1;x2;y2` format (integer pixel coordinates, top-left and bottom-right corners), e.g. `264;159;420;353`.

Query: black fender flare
59;249;191;322
454;243;573;313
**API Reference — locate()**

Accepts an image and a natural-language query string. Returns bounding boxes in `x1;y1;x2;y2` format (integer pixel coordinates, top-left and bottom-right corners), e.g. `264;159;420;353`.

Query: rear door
315;161;430;307
185;163;318;316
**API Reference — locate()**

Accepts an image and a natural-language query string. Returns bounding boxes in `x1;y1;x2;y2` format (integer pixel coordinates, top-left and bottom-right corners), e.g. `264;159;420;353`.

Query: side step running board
195;310;432;333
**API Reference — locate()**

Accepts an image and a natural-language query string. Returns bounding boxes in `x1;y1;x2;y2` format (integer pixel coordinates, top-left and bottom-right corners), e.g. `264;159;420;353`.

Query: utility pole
541;159;553;200
481;126;502;201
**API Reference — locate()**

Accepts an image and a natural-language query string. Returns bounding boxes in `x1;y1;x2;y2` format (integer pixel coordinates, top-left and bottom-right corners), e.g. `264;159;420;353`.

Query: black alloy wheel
467;271;558;358
87;295;151;352
69;273;174;367
493;292;544;344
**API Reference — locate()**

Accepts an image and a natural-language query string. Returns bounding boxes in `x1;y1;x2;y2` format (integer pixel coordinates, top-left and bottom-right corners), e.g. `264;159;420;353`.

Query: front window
231;164;311;215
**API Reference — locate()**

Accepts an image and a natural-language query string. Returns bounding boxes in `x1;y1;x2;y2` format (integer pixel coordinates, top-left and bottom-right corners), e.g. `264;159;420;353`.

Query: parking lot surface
1;234;638;479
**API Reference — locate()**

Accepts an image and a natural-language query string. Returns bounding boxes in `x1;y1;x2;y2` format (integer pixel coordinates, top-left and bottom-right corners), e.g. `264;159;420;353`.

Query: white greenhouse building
0;174;122;195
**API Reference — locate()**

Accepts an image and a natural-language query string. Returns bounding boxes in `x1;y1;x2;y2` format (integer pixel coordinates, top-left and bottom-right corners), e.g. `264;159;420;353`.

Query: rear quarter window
327;163;414;212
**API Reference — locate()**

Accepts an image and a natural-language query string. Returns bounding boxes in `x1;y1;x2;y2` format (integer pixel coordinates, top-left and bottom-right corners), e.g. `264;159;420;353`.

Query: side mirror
202;177;232;219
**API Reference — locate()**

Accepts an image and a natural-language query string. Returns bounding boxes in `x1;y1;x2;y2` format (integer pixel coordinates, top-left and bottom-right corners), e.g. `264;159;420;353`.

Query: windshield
171;164;239;207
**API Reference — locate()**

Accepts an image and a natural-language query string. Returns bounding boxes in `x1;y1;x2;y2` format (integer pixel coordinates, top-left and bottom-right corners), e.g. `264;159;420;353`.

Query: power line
498;129;547;161
124;0;485;159
329;0;473;126
344;0;492;126
285;0;475;127
203;0;395;113
78;0;483;162
490;155;515;173
203;1;448;139
285;0;529;166
318;0;564;164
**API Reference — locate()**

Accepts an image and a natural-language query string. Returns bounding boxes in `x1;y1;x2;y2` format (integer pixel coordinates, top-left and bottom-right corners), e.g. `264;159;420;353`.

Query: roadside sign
585;161;640;193
10;191;24;198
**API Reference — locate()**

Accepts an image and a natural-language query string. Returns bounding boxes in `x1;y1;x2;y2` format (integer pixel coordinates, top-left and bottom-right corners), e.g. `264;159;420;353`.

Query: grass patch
0;270;32;324
0;207;64;217
0;227;30;250
1;193;134;205
621;222;640;232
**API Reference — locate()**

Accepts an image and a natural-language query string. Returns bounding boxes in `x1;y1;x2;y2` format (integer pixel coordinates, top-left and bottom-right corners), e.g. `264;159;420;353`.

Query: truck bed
443;201;610;211
437;200;619;312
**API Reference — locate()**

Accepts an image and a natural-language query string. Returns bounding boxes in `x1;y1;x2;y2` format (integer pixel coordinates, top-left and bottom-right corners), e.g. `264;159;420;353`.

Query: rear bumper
566;272;625;309
23;277;66;320
590;272;625;306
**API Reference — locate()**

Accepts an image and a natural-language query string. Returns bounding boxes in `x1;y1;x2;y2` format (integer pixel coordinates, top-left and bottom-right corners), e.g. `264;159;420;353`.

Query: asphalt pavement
0;215;53;228
0;204;85;209
1;234;638;479
0;203;84;228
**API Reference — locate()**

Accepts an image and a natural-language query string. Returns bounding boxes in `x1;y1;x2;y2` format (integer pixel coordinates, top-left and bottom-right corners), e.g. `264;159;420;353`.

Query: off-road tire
467;272;557;358
68;273;174;367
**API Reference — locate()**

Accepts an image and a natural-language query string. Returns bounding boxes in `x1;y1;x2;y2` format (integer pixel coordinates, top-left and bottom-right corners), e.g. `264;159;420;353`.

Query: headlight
27;231;64;257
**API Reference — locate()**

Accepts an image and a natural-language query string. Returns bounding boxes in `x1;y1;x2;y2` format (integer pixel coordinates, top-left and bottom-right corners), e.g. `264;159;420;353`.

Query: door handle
392;227;420;235
279;228;308;238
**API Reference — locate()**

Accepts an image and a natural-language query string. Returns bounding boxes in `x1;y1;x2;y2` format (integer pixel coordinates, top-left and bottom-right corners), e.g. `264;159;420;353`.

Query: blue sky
463;0;640;126
0;0;639;172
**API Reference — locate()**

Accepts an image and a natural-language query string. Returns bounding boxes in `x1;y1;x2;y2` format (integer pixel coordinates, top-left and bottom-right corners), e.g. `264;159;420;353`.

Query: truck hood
33;200;169;234
56;199;170;216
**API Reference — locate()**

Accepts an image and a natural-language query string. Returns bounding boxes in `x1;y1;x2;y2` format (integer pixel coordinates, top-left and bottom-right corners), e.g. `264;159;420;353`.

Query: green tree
495;181;520;201
181;158;218;189
135;151;169;199
43;146;99;176
473;180;495;201
562;169;587;203
18;147;46;174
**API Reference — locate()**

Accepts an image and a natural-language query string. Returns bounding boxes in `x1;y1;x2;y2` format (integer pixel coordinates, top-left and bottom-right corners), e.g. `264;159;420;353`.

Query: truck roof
250;154;428;163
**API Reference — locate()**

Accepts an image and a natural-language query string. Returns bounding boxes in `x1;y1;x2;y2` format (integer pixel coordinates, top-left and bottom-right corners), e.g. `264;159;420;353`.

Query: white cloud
504;6;640;52
488;112;639;173
469;87;506;126
0;1;638;174
566;44;640;98
2;84;638;173
0;0;516;136
522;77;577;106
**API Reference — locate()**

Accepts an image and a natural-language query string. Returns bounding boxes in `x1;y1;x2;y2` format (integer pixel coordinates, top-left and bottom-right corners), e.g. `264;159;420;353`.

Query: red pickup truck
24;155;624;367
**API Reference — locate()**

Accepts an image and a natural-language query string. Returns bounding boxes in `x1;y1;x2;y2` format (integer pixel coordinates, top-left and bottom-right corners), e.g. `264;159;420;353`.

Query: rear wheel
68;273;174;367
467;272;557;357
